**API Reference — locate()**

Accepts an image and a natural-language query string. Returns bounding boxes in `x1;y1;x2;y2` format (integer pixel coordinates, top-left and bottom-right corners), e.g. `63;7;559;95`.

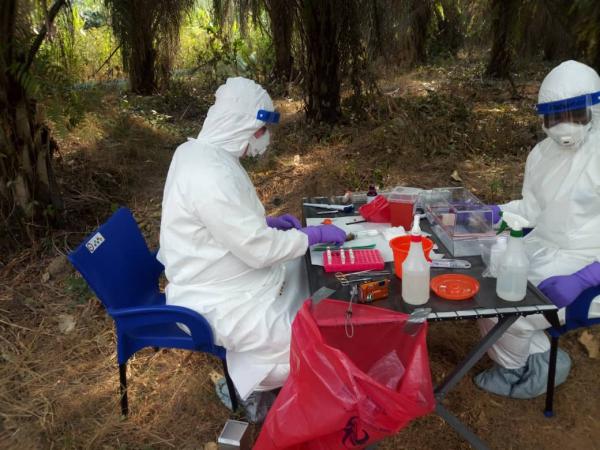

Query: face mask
246;129;270;157
544;122;591;148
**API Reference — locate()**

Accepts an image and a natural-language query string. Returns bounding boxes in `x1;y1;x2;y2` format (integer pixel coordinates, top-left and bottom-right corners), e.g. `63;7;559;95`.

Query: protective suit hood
198;77;274;157
538;60;600;133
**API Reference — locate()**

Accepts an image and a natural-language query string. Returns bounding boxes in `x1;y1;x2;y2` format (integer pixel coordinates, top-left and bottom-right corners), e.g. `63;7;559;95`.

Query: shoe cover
215;377;277;423
474;348;571;399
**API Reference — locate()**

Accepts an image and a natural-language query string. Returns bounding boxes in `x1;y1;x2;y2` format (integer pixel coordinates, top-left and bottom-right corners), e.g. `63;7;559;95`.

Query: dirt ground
1;57;599;449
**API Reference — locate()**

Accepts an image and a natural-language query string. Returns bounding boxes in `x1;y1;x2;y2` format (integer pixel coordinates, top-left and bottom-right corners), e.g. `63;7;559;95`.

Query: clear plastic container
424;187;496;257
480;235;508;277
425;187;494;237
388;187;422;229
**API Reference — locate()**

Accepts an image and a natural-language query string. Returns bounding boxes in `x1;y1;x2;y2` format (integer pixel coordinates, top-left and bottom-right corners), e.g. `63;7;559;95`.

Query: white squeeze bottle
402;215;431;305
496;212;530;302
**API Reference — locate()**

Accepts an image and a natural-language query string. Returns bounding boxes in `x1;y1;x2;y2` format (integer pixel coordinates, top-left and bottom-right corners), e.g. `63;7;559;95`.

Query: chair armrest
150;248;165;279
565;285;600;327
111;304;217;350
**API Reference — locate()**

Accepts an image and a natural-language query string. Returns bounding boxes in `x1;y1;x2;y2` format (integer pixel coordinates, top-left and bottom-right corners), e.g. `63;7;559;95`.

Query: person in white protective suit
157;77;346;407
475;60;600;399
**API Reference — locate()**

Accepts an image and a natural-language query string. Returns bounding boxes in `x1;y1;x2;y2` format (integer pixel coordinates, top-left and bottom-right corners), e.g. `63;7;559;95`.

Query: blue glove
538;262;600;308
266;214;302;230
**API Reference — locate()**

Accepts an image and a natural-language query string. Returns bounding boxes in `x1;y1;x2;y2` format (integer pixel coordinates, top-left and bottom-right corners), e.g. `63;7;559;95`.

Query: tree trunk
125;6;157;95
371;0;384;58
436;0;463;56
0;0;64;239
410;0;432;64
299;0;341;123
266;0;294;82
593;24;600;73
486;0;518;78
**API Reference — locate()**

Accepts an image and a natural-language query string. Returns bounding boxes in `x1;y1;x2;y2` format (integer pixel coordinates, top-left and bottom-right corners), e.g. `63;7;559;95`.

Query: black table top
303;196;557;321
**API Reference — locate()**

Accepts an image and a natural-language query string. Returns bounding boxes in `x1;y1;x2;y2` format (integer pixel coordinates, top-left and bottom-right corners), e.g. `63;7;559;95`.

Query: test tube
326;246;332;265
349;249;355;264
340;248;346;264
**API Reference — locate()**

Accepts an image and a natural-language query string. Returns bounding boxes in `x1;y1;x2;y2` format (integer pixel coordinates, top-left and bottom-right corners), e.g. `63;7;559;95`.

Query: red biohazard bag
255;299;435;449
358;195;390;223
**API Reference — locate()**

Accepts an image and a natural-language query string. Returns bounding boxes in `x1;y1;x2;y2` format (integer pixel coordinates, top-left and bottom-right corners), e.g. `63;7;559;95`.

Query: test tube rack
323;249;385;273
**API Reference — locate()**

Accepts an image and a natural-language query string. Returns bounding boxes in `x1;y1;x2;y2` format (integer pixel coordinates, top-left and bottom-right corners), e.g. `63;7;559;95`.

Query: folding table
303;197;559;450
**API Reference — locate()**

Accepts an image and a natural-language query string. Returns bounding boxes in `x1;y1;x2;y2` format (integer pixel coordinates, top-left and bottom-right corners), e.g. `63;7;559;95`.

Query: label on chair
86;232;105;253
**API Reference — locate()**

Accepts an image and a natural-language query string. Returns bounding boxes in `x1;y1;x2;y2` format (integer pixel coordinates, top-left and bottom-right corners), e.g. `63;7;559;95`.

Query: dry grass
1;57;599;449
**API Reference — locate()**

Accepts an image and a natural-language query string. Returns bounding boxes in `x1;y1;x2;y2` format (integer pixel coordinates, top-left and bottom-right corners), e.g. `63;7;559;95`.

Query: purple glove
489;205;502;224
452;204;501;226
300;225;347;246
538;262;600;308
266;214;302;230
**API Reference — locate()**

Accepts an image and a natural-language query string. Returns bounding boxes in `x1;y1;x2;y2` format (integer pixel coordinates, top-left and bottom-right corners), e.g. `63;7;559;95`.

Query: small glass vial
366;185;378;203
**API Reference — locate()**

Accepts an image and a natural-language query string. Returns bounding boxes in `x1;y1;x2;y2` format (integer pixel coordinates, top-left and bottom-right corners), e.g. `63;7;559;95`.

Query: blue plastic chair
68;207;238;416
544;285;600;417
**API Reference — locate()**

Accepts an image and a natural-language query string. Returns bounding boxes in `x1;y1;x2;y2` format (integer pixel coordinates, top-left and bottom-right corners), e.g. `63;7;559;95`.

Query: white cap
411;215;422;236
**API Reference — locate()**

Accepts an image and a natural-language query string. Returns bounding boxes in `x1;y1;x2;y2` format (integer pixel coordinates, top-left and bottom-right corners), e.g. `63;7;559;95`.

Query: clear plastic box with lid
422;187;496;256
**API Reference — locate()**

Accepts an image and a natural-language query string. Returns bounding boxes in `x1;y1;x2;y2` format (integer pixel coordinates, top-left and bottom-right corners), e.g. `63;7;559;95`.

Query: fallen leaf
58;314;76;334
203;443;218;450
1;351;16;363
209;370;222;384
450;170;463;182
41;272;50;283
48;255;70;276
578;330;599;358
293;154;301;166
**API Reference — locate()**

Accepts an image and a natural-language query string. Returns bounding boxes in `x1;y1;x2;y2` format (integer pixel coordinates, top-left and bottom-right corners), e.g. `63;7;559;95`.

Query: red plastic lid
430;274;480;301
358;195;391;223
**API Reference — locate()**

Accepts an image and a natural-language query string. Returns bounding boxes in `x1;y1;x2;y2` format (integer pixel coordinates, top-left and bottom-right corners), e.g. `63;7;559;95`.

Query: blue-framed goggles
536;91;600;115
257;109;280;124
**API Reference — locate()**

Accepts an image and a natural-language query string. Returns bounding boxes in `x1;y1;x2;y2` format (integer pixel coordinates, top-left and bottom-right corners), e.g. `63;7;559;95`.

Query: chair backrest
68;208;164;311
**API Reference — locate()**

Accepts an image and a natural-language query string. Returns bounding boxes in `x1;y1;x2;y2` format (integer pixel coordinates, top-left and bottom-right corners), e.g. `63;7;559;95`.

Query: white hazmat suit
476;61;600;397
157;78;310;400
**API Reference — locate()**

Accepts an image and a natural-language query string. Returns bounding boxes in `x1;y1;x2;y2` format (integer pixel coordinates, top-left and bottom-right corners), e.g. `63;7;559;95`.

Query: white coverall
157;78;310;400
479;60;600;370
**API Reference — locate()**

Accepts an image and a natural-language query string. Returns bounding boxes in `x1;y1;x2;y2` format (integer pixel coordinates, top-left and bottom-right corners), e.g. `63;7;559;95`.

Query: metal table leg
435;315;518;398
434;315;519;449
542;310;561;417
436;403;490;450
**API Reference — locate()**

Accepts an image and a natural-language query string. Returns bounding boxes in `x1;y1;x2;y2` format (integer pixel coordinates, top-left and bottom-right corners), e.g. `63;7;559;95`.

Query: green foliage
489;177;505;198
179;6;273;88
428;0;466;58
35;3;121;83
65;274;92;303
572;0;600;68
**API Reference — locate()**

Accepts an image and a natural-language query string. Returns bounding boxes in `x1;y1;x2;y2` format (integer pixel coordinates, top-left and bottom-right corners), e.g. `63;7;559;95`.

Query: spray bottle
402;215;431;305
495;211;530;302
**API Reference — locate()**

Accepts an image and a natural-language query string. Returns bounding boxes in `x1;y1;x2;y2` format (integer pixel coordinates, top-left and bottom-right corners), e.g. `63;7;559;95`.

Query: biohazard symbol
342;416;370;447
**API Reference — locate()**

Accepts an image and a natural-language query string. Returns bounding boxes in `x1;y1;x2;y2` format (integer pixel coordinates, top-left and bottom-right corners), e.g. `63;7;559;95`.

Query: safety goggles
537;91;600;128
256;109;280;124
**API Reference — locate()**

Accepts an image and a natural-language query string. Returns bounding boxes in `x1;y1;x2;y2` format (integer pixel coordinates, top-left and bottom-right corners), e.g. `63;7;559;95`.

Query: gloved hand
452;204;501;228
300;225;346;246
266;214;302;230
538;262;600;308
488;205;502;224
